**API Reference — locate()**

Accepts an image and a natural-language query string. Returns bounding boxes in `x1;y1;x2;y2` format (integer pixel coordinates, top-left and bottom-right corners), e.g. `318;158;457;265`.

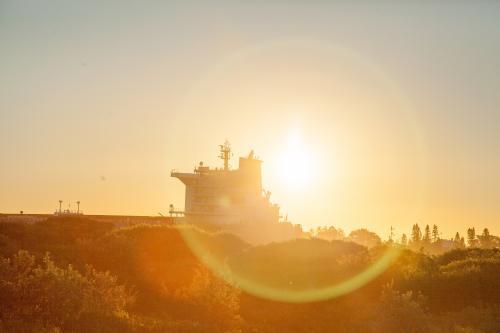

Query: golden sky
1;2;499;238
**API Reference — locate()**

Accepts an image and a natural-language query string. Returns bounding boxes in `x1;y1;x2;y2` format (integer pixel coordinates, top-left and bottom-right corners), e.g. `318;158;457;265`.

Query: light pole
58;200;63;213
76;201;80;214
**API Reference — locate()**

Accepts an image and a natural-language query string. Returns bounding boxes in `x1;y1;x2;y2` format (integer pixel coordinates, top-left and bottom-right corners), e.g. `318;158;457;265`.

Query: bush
371;283;431;333
0;251;133;332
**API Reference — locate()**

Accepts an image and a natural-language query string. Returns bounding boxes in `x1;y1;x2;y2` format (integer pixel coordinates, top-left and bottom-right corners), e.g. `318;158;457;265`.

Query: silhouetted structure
54;200;83;216
171;142;280;225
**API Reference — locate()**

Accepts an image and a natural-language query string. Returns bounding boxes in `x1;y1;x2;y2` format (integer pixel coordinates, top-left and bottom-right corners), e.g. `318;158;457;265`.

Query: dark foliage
0;218;499;332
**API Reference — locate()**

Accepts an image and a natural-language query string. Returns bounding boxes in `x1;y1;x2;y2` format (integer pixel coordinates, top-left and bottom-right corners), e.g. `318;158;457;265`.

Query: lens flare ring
180;227;401;303
176;39;427;303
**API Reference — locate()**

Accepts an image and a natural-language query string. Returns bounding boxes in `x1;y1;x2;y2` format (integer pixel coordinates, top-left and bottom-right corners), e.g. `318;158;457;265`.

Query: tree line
314;224;499;254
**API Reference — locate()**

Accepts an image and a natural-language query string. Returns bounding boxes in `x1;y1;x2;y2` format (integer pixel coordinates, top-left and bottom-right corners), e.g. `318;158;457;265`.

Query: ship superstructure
171;141;279;225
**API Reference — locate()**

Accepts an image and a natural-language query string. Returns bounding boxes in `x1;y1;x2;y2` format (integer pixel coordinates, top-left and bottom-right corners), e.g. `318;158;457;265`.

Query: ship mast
218;140;232;171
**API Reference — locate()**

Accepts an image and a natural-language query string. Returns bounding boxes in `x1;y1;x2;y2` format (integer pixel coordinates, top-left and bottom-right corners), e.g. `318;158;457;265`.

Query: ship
171;141;280;225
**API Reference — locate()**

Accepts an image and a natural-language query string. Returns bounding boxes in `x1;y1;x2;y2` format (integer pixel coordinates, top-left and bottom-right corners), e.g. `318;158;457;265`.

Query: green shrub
0;250;133;332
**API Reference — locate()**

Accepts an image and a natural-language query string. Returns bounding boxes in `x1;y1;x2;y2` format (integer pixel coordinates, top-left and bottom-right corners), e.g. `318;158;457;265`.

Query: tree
388;226;395;243
478;228;492;248
467;227;477;247
423;225;431;244
401;233;408;246
453;232;465;249
315;226;344;241
432;225;439;243
347;229;382;248
411;224;422;244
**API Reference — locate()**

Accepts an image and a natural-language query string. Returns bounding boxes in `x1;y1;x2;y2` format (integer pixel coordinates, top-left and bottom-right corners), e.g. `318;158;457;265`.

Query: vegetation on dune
0;217;499;332
0;251;132;332
228;238;370;290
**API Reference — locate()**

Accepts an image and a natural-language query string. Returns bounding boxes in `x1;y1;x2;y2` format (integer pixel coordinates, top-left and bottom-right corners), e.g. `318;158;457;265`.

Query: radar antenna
218;140;232;171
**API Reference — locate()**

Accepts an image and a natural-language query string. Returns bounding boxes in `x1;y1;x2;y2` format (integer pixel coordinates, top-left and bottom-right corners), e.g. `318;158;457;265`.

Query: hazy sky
1;1;499;238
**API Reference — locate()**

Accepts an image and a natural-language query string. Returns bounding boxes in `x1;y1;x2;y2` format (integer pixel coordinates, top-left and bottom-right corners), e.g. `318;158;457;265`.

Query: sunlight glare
277;131;318;189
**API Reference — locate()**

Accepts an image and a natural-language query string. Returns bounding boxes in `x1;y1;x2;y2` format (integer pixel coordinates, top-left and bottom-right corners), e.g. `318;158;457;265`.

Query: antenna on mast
218;140;232;171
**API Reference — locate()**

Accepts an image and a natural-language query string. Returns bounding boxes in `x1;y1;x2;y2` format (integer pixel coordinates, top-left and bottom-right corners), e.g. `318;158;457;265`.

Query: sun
277;132;318;189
